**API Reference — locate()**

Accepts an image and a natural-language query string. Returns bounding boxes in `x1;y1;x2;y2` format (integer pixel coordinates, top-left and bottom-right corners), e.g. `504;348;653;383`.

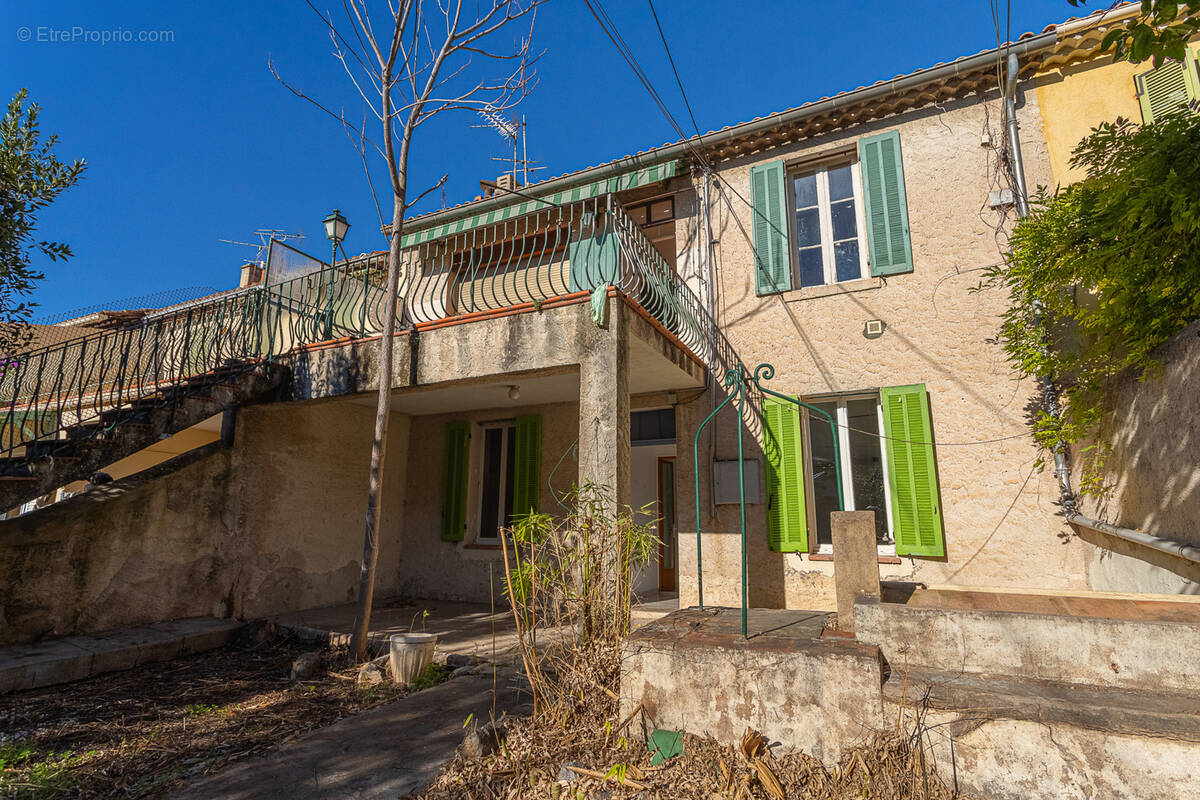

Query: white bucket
388;632;438;686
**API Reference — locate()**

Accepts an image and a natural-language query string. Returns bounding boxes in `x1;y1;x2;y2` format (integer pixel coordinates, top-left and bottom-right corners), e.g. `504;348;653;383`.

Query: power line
647;0;699;136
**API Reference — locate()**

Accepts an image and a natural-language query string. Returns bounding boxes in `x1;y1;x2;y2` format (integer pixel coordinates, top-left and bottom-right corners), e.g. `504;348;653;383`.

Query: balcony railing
0;195;727;461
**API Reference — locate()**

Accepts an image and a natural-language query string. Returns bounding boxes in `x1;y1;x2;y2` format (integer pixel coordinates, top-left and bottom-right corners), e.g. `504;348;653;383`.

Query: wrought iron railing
0;194;722;462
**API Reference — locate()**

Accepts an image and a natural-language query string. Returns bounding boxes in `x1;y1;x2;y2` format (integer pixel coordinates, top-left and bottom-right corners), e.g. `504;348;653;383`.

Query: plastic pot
388;632;438;685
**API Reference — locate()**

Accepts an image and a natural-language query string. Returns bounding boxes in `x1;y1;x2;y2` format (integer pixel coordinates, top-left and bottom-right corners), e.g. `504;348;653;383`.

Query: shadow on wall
288;336;381;401
1084;321;1200;549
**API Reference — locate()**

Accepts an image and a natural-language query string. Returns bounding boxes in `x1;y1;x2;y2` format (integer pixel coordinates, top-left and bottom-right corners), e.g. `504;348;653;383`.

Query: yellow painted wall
1036;43;1200;187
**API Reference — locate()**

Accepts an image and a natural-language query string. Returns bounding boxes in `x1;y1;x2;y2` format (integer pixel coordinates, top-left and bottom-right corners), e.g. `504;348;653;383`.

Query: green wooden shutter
859;131;913;276
750;160;792;295
880;385;944;557
512;414;542;518
440;421;470;541
762;398;808;553
1135;55;1200;124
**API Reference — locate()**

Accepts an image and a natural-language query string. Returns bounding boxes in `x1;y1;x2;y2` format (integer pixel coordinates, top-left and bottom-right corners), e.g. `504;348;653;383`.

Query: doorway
657;457;677;591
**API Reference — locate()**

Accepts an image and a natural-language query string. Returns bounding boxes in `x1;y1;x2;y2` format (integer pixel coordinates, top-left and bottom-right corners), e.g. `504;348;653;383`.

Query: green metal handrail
692;362;844;638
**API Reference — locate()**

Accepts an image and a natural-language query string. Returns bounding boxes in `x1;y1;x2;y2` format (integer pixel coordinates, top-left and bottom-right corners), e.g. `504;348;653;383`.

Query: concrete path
171;669;530;799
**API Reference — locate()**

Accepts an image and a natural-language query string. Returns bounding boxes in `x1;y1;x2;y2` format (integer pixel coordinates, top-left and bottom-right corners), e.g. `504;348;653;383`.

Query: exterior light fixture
507;385;521;401
323;208;350;245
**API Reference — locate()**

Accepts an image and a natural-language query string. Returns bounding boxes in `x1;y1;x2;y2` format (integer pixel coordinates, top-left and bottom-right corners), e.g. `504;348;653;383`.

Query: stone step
0;617;244;694
884;666;1200;742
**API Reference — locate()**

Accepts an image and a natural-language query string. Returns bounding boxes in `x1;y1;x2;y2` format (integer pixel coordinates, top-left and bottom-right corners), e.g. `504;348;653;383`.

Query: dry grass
423;695;961;799
0;631;414;799
424;487;961;799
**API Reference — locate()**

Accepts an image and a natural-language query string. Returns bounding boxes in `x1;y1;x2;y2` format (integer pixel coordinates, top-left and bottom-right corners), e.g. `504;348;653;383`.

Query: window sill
777;277;884;303
806;552;901;565
464;543;502;551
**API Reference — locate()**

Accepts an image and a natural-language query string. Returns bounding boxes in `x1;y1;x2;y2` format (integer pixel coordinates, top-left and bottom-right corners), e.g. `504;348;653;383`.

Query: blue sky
4;0;1075;318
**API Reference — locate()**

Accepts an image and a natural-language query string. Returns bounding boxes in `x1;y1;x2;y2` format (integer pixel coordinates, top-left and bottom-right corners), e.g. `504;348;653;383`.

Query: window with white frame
476;421;516;542
788;162;870;288
803;394;895;551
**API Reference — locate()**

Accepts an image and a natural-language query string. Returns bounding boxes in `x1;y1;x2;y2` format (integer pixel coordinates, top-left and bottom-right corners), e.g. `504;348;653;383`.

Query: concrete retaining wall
1076;320;1200;594
924;712;1200;800
0;399;409;645
621;614;886;765
854;597;1200;694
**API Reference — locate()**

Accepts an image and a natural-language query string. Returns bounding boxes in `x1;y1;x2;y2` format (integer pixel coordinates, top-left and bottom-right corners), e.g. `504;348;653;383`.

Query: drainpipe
1004;53;1076;516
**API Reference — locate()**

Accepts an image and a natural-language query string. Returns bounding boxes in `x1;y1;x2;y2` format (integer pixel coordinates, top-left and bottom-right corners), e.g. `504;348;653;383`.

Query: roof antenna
474;109;543;185
219;229;307;268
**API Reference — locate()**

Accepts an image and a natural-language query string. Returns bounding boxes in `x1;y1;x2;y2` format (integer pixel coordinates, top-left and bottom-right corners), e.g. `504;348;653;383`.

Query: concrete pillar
577;300;630;510
830;511;881;633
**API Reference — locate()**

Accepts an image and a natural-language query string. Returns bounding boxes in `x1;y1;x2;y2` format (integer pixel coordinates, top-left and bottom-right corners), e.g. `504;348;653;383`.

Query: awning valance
400;159;679;247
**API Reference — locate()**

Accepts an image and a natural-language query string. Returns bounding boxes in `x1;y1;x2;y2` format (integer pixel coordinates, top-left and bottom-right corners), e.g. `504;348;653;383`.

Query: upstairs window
789;162;869;288
1135;52;1200;124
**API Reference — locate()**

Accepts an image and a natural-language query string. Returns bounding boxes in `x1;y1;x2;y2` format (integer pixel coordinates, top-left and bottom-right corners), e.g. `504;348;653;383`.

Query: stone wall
1076;321;1200;593
672;84;1096;610
0;399;410;645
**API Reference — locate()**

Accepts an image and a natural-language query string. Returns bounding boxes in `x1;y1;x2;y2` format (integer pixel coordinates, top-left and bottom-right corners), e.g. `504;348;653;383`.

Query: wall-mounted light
507;385;521;401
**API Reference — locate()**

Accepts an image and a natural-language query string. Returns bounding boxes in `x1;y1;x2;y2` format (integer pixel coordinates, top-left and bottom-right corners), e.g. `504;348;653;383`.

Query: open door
657;457;677;591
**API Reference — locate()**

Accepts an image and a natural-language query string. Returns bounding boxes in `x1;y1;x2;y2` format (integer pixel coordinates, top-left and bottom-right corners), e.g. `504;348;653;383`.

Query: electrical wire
582;4;1038;454
647;0;699;135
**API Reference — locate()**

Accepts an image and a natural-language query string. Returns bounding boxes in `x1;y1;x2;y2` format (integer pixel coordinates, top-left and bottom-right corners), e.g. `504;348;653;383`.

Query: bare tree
275;0;542;661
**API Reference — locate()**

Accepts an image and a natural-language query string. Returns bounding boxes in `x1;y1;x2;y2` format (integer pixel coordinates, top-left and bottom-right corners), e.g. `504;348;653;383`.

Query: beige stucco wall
672;86;1096;611
395;399;579;602
1035;42;1200;186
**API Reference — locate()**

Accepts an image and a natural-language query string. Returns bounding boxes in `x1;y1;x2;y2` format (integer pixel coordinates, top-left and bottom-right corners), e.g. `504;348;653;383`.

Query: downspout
1004;52;1075;516
1005;54;1200;572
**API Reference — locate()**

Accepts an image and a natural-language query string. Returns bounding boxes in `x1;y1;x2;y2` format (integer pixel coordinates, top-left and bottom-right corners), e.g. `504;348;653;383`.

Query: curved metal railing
0;194;720;462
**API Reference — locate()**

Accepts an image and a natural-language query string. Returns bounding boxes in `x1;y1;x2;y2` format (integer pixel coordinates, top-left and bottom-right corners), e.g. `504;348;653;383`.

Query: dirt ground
0;630;423;799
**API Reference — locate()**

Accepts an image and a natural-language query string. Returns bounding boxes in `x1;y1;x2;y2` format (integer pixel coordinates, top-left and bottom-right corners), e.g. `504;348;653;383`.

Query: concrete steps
0;617;244;694
884;666;1200;742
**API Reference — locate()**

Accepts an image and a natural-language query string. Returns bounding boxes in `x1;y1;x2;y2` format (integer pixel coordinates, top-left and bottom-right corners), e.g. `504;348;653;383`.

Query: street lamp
323;208;350;265
321;209;350;339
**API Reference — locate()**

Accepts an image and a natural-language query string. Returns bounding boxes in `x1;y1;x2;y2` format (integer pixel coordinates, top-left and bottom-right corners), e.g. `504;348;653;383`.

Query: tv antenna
219;229;307;267
474;109;543;185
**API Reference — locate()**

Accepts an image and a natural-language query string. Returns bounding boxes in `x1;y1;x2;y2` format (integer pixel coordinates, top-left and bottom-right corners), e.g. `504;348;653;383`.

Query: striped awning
401;160;679;247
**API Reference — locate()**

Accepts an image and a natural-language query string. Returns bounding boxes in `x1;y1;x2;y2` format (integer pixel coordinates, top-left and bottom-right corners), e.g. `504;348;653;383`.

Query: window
761;384;943;558
789;162;869;288
477;422;516;542
804;394;894;552
751;134;912;295
1135;53;1200;124
631;408;676;445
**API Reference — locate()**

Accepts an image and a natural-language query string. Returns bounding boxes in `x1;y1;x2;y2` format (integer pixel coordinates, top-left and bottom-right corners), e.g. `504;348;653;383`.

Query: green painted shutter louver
762;398;808;553
1135;54;1200;124
750;160;792;295
440;421;470;541
859;130;913;277
512;414;542;518
880;384;944;558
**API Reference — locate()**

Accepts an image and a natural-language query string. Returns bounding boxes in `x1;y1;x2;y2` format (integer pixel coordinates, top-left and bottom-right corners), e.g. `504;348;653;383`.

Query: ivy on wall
981;112;1200;495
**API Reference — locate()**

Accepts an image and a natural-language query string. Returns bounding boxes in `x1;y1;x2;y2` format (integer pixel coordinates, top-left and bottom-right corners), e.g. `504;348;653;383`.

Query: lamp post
321;209;350;338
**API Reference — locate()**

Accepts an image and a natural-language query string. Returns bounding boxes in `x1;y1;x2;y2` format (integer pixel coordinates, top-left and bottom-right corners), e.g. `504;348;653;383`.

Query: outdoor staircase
0;363;285;511
0;253;394;514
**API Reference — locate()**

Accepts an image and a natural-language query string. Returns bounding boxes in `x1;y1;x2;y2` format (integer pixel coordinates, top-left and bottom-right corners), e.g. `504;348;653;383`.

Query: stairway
0;255;394;513
0;363;285;511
